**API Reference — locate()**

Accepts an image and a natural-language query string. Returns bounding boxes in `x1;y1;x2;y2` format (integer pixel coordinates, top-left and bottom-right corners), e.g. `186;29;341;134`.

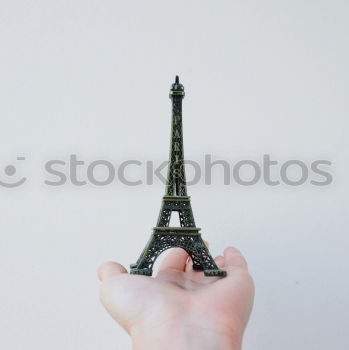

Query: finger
158;248;189;272
214;255;225;268
98;261;127;281
185;256;193;272
185;240;209;272
223;246;248;270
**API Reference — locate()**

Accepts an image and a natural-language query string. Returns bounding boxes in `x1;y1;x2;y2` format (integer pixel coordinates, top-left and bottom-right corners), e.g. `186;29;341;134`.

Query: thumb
98;261;128;281
98;261;132;331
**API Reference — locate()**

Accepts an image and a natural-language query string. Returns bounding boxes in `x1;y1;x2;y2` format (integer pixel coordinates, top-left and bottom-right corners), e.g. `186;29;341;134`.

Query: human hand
98;244;254;350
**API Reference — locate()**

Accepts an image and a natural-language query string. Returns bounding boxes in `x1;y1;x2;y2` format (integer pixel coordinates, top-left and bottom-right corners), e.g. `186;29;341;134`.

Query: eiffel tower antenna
130;76;226;277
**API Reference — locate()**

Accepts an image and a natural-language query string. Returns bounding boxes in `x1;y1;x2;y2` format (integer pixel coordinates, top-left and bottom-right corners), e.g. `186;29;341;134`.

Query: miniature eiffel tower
130;76;226;277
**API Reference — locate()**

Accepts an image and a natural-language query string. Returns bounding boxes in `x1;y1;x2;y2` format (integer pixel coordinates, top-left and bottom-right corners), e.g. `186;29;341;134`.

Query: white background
0;1;348;349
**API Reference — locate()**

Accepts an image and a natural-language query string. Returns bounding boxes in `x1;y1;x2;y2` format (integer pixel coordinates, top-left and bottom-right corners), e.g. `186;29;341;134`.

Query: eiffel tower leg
130;232;226;277
130;234;159;276
188;237;227;277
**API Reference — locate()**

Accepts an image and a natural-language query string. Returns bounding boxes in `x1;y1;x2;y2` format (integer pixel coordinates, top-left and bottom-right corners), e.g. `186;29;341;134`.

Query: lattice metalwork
156;197;195;228
130;77;226;277
130;230;225;276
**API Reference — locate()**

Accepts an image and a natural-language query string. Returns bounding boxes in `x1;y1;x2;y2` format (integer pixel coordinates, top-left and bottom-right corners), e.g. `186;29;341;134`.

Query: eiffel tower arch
130;76;226;277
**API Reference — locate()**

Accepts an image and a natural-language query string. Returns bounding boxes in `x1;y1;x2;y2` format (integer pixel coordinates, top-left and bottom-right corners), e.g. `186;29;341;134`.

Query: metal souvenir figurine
130;76;226;277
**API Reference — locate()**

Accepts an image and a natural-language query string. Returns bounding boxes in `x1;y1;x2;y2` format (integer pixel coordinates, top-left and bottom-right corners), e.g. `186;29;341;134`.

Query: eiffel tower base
130;228;227;277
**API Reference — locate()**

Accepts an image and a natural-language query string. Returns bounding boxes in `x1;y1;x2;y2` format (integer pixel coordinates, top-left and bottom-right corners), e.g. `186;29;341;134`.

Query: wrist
130;319;242;350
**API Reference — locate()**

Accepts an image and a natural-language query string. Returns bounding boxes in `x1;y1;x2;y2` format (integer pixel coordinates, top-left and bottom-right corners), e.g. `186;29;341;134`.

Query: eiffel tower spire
130;77;226;277
166;75;187;196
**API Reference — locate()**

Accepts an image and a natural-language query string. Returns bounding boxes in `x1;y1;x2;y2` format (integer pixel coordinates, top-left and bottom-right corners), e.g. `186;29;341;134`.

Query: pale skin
98;243;254;350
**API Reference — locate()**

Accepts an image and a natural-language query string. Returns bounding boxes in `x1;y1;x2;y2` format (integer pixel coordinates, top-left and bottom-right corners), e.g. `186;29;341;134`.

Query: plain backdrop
0;1;348;349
